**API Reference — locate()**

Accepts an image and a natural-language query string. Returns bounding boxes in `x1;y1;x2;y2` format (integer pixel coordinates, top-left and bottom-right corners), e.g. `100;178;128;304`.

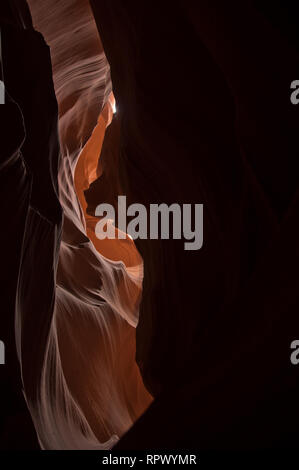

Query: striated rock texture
1;0;151;449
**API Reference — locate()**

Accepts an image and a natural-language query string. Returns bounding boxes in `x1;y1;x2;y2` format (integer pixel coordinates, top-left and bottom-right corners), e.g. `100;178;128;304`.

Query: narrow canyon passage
1;0;299;451
8;0;152;449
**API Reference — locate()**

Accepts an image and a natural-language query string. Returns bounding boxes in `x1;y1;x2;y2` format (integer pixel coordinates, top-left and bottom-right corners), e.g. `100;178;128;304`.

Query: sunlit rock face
10;0;152;449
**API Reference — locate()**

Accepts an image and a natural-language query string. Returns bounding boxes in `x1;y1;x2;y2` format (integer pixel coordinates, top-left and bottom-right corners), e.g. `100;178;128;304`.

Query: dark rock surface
90;0;299;448
0;1;61;449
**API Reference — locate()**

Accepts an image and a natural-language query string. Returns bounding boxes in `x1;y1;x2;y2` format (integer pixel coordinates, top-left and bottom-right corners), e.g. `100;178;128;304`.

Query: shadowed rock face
90;0;299;449
0;2;60;449
1;0;299;450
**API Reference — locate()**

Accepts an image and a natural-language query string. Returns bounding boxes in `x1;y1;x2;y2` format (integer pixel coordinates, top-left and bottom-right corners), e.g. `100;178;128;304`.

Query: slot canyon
1;0;299;450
